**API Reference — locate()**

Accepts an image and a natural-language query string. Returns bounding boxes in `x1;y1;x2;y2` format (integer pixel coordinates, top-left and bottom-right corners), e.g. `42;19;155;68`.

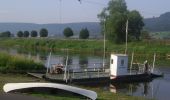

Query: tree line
17;28;48;38
0;28;48;38
63;27;90;39
0;27;90;39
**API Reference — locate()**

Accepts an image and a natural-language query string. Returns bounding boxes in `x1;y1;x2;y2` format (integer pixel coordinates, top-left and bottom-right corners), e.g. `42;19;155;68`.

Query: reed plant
0;52;45;73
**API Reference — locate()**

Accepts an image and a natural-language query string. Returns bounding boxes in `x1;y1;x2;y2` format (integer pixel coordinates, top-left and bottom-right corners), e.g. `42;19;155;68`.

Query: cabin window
121;59;124;66
111;59;114;64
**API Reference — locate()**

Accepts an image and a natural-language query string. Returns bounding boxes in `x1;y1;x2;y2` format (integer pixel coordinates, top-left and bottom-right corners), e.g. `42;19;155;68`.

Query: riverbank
0;74;151;100
0;38;170;66
0;38;170;53
0;52;45;73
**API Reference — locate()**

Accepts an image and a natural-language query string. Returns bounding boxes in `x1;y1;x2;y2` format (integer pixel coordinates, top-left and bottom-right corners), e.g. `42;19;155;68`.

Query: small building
110;54;128;79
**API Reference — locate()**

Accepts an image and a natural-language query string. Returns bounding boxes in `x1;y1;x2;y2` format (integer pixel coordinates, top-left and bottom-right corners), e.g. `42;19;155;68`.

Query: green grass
0;38;170;53
0;52;45;73
0;74;150;100
150;31;170;39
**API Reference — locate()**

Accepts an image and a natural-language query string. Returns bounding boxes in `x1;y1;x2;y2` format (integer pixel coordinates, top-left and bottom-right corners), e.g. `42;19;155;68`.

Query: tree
31;30;38;37
40;28;48;37
17;31;24;37
0;31;11;37
79;28;89;39
63;27;73;38
98;0;144;43
23;31;29;37
128;10;144;40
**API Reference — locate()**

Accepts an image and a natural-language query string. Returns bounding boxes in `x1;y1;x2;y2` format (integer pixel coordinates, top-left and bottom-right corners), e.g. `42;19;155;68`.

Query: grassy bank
0;52;45;73
0;74;150;100
0;38;170;66
0;38;170;53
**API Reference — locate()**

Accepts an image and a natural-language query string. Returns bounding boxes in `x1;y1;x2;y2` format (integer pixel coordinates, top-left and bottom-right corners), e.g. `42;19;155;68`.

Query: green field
150;31;170;39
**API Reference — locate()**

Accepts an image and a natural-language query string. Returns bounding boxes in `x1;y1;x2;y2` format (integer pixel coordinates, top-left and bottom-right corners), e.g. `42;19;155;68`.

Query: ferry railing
68;67;110;79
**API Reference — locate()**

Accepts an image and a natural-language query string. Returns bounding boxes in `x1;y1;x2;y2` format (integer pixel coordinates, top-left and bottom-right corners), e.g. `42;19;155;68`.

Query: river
1;48;170;100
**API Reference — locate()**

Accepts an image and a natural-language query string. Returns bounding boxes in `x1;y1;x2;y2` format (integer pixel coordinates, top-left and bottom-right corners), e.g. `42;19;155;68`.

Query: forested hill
144;12;170;32
0;22;101;37
1;12;170;36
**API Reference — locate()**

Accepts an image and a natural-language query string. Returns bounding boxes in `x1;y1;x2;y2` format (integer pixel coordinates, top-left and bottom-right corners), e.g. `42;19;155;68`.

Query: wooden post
152;53;156;73
130;52;134;75
98;68;100;77
72;71;74;78
125;20;128;54
64;49;68;82
46;52;52;74
103;18;106;71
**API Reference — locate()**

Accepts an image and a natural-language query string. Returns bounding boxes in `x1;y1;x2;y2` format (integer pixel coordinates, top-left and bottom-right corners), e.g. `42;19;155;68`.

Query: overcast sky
0;0;169;24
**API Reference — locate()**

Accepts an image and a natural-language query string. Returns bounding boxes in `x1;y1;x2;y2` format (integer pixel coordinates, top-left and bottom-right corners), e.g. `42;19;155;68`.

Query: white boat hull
3;83;97;100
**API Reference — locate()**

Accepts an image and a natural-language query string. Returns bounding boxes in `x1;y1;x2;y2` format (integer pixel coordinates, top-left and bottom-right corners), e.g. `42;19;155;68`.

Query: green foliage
0;52;45;73
31;30;38;37
23;31;30;37
128;10;144;40
98;0;144;43
141;30;151;39
79;28;89;39
17;31;24;37
0;31;11;37
150;31;170;39
40;28;48;37
63;27;74;38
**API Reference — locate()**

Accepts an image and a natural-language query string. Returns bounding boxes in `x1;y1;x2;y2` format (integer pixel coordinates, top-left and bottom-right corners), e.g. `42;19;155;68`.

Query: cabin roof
111;54;128;57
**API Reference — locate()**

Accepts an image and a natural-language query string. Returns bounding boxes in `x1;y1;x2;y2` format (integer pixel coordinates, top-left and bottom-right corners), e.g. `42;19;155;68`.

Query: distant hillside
144;12;170;32
0;22;101;37
2;12;170;38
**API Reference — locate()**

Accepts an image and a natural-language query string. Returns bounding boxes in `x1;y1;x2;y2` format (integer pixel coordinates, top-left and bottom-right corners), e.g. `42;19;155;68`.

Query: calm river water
1;48;170;100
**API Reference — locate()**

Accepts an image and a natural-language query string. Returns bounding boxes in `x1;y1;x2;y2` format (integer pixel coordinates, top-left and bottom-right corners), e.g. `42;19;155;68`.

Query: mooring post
47;52;52;74
152;53;156;73
64;49;69;82
72;70;74;78
125;20;128;54
98;68;99;77
130;52;134;75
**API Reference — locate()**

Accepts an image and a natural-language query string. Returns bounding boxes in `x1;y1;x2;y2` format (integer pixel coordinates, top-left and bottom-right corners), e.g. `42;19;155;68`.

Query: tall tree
17;31;24;37
40;28;48;37
63;27;74;38
128;10;144;40
23;31;29;37
79;28;90;39
98;0;144;43
31;30;38;37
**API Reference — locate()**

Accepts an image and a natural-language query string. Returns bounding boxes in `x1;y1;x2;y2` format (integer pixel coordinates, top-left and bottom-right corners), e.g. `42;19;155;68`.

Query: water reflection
62;56;73;65
79;56;88;68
